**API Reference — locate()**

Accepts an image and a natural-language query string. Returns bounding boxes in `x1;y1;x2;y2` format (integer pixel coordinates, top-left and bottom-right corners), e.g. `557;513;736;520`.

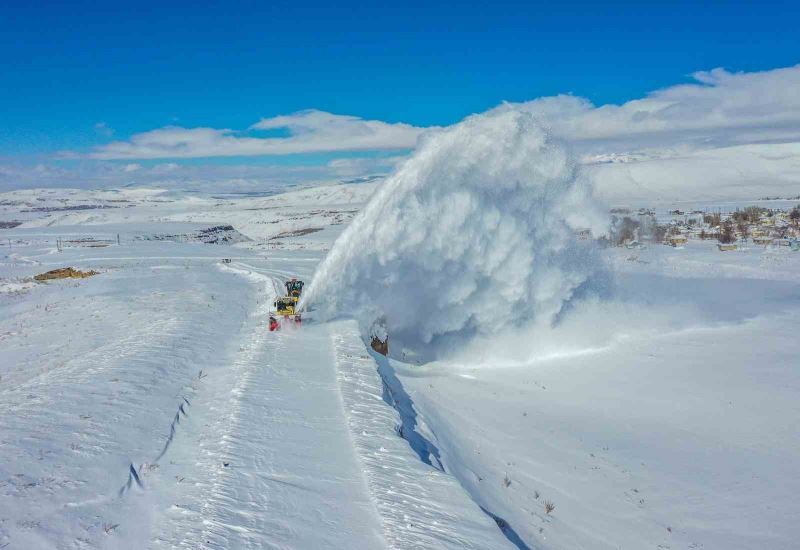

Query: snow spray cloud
302;108;608;360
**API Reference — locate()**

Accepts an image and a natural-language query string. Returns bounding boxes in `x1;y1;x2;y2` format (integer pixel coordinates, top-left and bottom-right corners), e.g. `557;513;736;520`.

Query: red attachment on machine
268;313;302;332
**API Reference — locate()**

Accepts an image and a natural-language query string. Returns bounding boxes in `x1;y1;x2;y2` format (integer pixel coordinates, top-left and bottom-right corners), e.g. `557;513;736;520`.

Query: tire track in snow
0;266;250;549
196;277;275;549
159;266;386;549
155;264;276;549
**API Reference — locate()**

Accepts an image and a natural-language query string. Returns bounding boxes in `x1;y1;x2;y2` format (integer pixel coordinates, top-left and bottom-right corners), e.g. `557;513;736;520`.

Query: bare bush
743;206;767;222
651;224;668;243
703;212;721;227
610;216;640;246
737;221;750;242
718;221;736;244
790;206;800;226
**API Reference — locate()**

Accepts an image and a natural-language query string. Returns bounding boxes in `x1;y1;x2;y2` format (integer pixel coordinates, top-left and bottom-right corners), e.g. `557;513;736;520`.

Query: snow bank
303;108;608;359
0;279;36;296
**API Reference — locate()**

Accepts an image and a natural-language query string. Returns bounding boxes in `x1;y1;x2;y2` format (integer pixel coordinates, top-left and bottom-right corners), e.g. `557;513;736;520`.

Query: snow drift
302;108;608;359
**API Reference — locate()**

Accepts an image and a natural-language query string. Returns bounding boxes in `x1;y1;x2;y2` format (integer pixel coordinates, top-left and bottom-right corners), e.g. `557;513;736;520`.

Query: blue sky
1;0;799;189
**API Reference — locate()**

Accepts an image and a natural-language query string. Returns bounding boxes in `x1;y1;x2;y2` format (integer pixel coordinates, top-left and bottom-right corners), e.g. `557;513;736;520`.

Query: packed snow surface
2;178;800;549
398;241;800;550
303;109;607;359
0;220;511;549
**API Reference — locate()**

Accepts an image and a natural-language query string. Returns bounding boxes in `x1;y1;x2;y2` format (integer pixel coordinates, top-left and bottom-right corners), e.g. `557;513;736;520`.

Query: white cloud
80;65;800;167
496;64;800;153
13;65;800;200
81;110;425;160
487;65;800;201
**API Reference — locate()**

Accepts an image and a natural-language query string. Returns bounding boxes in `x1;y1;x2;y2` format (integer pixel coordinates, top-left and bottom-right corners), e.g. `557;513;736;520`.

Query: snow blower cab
269;296;301;331
285;278;304;304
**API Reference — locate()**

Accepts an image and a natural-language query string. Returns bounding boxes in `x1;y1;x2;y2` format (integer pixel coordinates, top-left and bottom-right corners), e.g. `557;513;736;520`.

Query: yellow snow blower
269;279;304;331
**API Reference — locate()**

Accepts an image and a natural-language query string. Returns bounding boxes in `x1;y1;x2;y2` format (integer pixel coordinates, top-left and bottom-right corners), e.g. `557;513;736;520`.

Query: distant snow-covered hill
0;181;379;249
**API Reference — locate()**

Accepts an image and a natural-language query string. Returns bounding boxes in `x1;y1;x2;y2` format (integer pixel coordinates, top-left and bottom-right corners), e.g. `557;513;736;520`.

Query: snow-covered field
1;182;799;549
0;187;513;549
395;240;800;549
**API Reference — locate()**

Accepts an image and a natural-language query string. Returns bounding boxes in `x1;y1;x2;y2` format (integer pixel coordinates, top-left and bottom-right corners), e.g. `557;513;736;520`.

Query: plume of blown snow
302;108;608;360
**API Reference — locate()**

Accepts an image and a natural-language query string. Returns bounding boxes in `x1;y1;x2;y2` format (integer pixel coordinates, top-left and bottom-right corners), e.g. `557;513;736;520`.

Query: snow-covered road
0;237;509;549
156;262;387;549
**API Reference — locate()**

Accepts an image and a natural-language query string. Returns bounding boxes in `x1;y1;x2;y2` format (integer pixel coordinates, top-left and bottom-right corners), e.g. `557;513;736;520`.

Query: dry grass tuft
34;267;98;281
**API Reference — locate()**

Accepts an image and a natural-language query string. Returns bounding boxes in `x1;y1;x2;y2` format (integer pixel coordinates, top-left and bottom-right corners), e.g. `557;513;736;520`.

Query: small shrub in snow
611;216;640;246
544;501;555;514
704;212;722;227
790;206;800;227
646;223;668;243
718;221;736;244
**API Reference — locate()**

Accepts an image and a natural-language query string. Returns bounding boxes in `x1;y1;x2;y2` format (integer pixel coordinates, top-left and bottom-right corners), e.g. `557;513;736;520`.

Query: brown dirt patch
34;267;100;281
269;227;324;240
